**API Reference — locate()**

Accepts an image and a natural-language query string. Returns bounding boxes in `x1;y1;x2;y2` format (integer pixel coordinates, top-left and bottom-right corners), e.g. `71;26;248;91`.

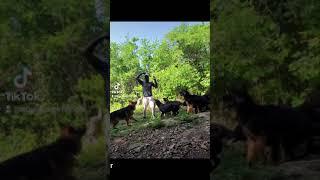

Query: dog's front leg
246;138;256;167
195;106;199;114
270;141;282;165
187;105;193;114
112;121;119;129
126;119;131;126
255;136;267;164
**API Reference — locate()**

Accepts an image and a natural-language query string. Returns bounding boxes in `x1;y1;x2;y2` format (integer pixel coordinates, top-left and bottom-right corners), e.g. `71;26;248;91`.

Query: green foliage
77;137;107;168
153;63;201;99
212;147;278;180
76;74;106;107
0;1;107;178
0;130;39;162
212;0;320;106
149;118;166;129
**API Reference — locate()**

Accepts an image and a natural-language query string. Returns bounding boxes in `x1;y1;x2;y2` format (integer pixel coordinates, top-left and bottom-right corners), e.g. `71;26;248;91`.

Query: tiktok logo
0;65;40;103
111;82;123;98
14;66;32;89
114;82;121;90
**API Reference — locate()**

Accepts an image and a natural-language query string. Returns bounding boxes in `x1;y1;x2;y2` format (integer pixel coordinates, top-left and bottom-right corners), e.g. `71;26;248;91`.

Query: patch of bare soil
110;112;210;159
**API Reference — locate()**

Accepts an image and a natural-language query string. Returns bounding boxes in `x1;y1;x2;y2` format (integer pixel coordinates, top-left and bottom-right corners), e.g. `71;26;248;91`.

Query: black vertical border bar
105;0;111;179
110;0;210;21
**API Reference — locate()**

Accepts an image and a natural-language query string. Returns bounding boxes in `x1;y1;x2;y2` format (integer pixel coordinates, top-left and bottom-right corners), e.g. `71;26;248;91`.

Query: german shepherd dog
179;90;210;114
110;101;137;128
0;126;86;180
155;99;180;117
223;89;313;166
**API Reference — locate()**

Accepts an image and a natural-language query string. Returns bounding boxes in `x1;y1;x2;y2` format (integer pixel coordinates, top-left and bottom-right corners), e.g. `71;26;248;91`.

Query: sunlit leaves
111;24;210;108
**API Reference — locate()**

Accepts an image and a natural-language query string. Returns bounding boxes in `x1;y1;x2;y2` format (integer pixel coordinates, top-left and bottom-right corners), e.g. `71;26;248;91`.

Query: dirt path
110;112;210;159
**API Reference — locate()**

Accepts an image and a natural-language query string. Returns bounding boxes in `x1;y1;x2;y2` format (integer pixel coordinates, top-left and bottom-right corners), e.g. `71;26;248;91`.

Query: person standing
136;72;158;119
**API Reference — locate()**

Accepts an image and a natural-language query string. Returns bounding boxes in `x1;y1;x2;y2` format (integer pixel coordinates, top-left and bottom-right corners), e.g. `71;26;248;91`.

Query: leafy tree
212;0;320;106
110;23;210;111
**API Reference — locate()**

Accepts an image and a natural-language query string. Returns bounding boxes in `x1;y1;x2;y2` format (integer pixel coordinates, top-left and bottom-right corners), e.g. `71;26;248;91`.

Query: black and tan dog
163;97;186;107
155;99;180;117
110;101;137;128
179;90;210;114
223;89;314;166
0;126;86;180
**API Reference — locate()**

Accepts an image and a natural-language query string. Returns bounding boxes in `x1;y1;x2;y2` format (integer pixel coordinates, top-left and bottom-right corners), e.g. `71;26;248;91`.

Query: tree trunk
84;106;103;144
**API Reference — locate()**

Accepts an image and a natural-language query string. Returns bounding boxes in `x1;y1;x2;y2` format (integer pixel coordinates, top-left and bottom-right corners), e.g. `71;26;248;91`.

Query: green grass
149;118;166;129
111;106;203;137
177;110;200;124
212;145;280;180
110;108;151;137
75;137;107;180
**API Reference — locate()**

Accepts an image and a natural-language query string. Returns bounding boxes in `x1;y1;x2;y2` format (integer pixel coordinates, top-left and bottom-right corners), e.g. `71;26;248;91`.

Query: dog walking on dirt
110;101;138;128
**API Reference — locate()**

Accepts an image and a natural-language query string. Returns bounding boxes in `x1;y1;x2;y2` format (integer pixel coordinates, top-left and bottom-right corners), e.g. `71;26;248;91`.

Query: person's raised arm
152;77;158;88
136;72;145;85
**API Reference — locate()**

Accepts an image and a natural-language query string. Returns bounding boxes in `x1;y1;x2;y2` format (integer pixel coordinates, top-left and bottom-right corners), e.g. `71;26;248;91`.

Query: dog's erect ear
61;126;86;138
61;126;75;138
129;101;137;105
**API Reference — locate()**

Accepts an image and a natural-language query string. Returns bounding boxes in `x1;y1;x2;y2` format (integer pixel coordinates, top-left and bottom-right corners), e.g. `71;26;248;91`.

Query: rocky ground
270;159;320;180
110;112;210;159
